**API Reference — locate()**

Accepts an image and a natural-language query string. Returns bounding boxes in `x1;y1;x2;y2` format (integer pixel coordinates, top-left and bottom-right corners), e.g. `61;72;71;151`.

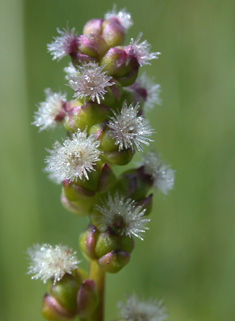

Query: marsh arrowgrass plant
28;6;174;321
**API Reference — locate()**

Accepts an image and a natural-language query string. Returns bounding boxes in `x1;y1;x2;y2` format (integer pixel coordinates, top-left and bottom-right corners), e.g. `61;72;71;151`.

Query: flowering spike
107;101;154;151
126;33;160;66
27;244;80;284
47;27;79;61
141;151;175;195
117;294;168;321
105;5;133;30
136;72;161;110
45;129;101;183
95;192;150;240
66;62;114;104
32;89;67;131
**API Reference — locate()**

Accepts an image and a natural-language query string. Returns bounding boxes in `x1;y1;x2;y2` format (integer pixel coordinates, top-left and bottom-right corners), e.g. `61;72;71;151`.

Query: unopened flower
32;89;67;131
137;72;161;110
105;5;133;30
27;244;80;284
47;27;79;61
66;62;114;104
107;101;154;151
125;33;160;66
95;192;150;240
141;151;175;195
45;129;101;183
117;294;167;321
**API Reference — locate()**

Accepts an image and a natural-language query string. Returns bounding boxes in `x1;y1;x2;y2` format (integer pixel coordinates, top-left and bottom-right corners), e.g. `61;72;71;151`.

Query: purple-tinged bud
76;279;98;318
64;100;111;132
79;225;100;260
61;194;92;217
100;47;139;86
83;19;103;35
97;163;117;193
42;293;75;320
102;19;125;48
78;34;108;59
47;274;79;314
97;250;130;273
136;194;153;216
100;79;123;107
70;52;98;66
103;148;135;166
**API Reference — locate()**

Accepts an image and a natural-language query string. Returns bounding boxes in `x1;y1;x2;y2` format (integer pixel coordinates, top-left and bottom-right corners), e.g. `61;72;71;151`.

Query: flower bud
76;279;99;318
136;194;153;216
79;225;100;260
100;47;139;86
102;19;125;47
70;52;98;66
97;163;117;193
103;148;135;166
83;19;103;35
78;34;108;59
47;274;79;314
64;100;111;132
97;250;130;273
42;293;75;321
99;79;123;107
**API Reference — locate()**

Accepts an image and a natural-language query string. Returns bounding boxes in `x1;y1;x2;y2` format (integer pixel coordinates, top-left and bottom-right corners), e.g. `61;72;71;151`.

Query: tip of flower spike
107;101;154;152
32;89;67;132
45;129;101;184
126;33;160;66
47;27;79;61
66;62;114;104
136;72;162;110
117;294;168;321
27;244;81;284
141;151;175;195
105;5;133;30
95;192;150;240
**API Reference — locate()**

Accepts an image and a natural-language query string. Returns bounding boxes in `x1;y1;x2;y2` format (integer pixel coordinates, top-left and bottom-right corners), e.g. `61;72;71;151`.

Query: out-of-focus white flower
125;33;160;66
32;89;67;131
105;5;133;30
108;101;154;151
27;244;80;284
117;294;167;321
66;62;114;104
45;129;101;183
137;72;161;110
141;151;175;195
47;27;79;61
95;192;150;240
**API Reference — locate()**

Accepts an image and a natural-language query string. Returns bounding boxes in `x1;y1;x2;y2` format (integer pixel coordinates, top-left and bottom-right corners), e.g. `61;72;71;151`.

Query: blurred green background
1;0;235;320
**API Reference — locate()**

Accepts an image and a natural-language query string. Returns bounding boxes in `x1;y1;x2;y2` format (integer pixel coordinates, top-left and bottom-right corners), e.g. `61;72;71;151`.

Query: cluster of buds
29;6;174;321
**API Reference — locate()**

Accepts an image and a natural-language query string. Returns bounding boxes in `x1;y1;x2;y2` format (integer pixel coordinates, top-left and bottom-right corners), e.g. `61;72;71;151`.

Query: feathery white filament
95;192;150;240
27;244;80;284
137;72;161;110
105;5;133;30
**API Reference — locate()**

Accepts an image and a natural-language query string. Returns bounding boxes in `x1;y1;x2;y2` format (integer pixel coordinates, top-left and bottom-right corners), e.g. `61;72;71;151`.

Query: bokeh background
1;0;235;320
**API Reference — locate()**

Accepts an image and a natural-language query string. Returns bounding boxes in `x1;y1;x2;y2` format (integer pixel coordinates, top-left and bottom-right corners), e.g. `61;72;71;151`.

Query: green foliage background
1;0;235;320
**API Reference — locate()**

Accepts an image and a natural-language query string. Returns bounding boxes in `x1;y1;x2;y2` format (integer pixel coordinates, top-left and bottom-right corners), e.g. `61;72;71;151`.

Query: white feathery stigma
105;5;133;30
64;62;79;79
66;62;114;104
32;89;66;131
47;27;79;61
117;294;168;321
141;151;175;195
126;33;160;66
138;72;161;110
27;244;80;284
45;129;101;183
108;101;154;151
95;192;150;241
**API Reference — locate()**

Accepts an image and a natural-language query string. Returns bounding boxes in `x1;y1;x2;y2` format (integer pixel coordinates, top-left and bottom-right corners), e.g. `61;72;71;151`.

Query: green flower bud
136;194;153;216
76;279;99;318
64;100;111;132
42;293;75;321
79;225;100;260
97;163;117;193
47;274;79;313
61;194;91;216
70;52;98;66
103;148;135;166
97;250;130;273
102;19;125;47
99;79;123;107
83;19;103;35
79;34;108;59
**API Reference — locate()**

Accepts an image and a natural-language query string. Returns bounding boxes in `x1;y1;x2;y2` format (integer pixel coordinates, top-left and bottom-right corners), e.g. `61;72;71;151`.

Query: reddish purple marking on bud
137;193;153;208
83;19;103;35
42;293;75;319
70;52;98;65
86;225;98;253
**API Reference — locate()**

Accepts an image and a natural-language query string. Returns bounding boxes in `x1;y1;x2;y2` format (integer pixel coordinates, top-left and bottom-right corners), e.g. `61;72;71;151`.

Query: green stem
88;260;105;321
